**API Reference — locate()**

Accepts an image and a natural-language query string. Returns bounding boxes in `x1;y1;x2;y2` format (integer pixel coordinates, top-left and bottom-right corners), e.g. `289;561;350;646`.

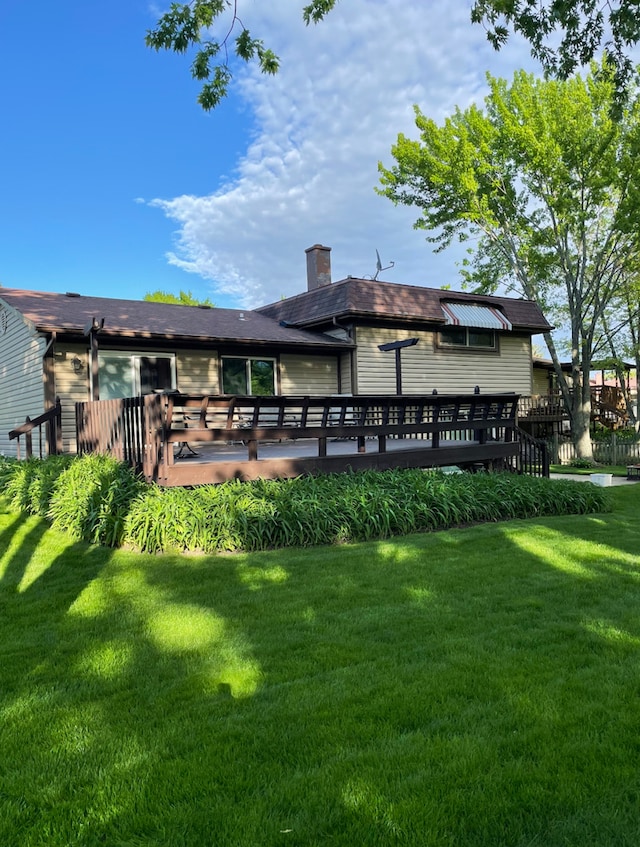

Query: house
0;244;550;458
258;245;551;397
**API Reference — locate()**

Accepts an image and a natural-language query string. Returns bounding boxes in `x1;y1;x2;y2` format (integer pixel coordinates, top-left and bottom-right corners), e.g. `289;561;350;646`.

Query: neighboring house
531;357;573;395
0;244;550;457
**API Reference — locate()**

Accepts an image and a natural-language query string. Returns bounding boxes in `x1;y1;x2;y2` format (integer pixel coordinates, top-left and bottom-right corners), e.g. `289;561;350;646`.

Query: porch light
377;337;419;395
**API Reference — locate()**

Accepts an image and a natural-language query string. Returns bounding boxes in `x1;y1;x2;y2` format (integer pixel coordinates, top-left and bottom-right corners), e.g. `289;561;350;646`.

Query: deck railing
8;398;62;459
515;427;549;478
76;392;526;484
518;392;568;420
519;387;630;428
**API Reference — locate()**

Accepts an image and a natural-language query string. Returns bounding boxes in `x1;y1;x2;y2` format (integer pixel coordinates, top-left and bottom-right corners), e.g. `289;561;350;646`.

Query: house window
98;352;176;399
221;357;276;395
439;327;496;349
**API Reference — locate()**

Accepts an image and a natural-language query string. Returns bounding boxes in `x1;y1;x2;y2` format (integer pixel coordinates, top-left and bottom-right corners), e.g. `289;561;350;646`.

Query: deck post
25;420;32;459
142;394;164;483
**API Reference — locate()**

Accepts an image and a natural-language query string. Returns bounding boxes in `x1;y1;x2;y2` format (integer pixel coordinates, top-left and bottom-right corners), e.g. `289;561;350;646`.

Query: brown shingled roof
257;277;551;333
0;288;352;349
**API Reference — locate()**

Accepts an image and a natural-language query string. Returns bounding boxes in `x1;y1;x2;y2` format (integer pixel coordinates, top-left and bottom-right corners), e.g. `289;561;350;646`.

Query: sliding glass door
98;352;176;399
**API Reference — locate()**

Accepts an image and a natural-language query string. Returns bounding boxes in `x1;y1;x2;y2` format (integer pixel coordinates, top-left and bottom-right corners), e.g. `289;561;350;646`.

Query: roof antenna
372;249;394;281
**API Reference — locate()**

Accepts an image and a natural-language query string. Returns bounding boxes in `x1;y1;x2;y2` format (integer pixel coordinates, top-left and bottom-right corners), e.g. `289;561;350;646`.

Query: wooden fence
555;437;640;466
75;394;160;472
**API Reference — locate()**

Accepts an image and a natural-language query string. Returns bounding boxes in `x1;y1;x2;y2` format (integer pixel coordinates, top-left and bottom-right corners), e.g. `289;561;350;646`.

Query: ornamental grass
0;455;608;553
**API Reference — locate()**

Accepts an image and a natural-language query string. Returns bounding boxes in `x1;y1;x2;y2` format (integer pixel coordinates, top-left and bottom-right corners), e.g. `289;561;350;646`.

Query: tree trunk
571;371;594;461
572;404;594;459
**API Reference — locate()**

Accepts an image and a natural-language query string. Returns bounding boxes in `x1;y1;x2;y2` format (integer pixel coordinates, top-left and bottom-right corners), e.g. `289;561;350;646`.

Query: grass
550;463;630;477
2;483;640;845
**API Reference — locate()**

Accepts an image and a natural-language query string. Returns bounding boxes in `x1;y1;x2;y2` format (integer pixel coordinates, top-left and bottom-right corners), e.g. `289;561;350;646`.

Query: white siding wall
0;306;46;457
176;351;220;394
355;326;533;395
280;354;339;395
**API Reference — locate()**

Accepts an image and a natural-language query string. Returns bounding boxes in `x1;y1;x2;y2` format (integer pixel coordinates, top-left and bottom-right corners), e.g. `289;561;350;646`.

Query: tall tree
598;268;640;426
144;289;215;307
377;65;640;458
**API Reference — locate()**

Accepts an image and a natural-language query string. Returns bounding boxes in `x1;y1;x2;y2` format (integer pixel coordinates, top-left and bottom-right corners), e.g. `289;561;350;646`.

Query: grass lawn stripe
1;486;640;845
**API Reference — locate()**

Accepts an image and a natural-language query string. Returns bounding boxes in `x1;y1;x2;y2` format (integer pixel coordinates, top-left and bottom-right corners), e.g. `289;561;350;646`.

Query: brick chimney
305;244;332;291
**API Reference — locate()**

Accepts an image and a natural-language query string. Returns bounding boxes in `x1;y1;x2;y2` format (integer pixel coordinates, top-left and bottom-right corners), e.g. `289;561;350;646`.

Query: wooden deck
162;434;519;486
75;392;545;485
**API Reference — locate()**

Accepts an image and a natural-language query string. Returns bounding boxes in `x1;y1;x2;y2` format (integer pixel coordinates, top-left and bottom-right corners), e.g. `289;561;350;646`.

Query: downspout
42;331;58;454
42;331;56;406
84;317;104;401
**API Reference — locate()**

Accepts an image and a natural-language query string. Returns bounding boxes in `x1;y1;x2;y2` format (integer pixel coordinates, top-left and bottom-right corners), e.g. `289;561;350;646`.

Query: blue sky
0;1;540;309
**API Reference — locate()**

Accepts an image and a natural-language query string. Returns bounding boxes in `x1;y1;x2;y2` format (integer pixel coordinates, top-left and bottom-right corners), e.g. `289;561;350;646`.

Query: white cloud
150;0;538;307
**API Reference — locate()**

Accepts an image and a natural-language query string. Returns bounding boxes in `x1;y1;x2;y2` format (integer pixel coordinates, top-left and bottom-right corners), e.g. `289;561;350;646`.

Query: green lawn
2;486;640;846
550;463;631;477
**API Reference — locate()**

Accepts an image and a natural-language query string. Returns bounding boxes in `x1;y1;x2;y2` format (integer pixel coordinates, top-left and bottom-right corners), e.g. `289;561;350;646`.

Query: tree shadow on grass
3;485;640;846
72;521;640;846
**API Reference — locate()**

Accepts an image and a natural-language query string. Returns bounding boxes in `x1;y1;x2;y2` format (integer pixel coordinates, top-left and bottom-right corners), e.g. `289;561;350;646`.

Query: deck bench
627;464;640;481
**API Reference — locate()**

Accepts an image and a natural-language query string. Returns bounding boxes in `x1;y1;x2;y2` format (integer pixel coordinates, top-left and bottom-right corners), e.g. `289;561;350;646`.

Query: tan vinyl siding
176;351;220;394
355;326;533;395
53;343;91;452
339;352;352;395
532;365;551;395
0;306;46;457
279;354;339;395
353;327;400;394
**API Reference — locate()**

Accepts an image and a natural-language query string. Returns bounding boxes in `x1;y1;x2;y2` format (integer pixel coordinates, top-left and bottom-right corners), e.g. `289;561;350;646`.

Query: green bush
569;457;597;469
123;468;609;554
592;426;640;443
0;453;144;547
47;453;146;546
2;455;73;515
0;457;609;554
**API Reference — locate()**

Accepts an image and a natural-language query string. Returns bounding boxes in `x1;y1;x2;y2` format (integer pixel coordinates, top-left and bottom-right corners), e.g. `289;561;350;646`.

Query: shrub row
0;455;609;554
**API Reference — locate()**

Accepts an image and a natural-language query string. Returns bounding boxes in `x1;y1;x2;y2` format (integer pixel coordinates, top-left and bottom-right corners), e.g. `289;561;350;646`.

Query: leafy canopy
146;0;338;110
471;0;640;95
144;289;215;307
148;1;640;110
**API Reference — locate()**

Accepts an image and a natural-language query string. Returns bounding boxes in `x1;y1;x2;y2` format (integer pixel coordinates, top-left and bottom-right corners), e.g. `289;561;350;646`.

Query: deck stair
590;386;629;430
